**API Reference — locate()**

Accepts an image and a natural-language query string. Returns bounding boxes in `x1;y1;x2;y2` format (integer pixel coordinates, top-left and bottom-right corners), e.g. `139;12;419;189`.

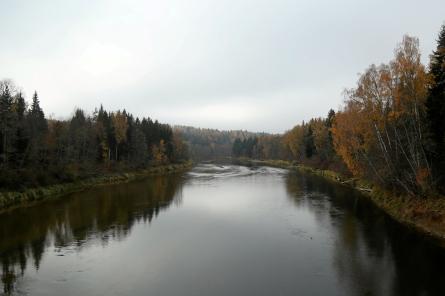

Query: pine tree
27;91;47;164
0;85;14;165
13;92;28;166
94;105;111;162
426;24;445;187
326;109;335;128
69;109;89;162
29;91;47;131
129;122;148;166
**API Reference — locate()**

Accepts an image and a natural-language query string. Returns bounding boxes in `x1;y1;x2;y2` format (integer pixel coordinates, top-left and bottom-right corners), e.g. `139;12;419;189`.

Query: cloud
1;0;444;132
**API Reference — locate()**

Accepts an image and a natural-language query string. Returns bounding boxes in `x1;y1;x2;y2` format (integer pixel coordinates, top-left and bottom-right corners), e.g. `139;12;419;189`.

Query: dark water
1;164;445;296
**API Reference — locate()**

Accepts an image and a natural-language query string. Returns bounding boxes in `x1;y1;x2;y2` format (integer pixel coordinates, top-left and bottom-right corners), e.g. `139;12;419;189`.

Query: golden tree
111;111;128;161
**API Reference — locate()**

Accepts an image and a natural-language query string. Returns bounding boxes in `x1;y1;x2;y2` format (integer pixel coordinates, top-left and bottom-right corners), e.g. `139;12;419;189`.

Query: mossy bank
234;158;445;245
0;162;192;213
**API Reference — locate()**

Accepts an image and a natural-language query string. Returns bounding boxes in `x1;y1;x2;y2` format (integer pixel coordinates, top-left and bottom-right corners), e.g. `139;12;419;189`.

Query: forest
0;84;188;190
2;25;444;198
233;25;445;197
175;125;264;160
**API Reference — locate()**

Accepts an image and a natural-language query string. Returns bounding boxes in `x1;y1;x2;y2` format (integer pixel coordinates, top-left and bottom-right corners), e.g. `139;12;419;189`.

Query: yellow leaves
283;124;305;160
152;139;168;165
311;118;330;157
391;35;429;119
111;111;128;145
331;106;370;177
332;34;432;193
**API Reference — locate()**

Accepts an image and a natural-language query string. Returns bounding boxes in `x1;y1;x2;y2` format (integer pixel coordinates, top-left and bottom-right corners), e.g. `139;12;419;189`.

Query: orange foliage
332;35;432;193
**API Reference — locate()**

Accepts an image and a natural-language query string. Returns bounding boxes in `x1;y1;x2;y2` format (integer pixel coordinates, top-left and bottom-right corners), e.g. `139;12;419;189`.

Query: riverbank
234;158;445;244
0;162;192;213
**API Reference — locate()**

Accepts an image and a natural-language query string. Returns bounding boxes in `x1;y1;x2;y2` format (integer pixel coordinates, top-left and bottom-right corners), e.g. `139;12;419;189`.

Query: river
1;164;444;295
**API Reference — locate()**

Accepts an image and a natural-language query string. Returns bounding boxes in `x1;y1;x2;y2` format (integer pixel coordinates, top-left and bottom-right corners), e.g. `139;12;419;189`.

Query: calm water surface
1;164;445;296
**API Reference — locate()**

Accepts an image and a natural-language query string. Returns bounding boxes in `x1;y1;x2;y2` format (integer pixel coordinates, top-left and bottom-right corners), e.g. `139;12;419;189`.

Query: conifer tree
426;24;445;187
13;92;28;165
0;85;13;164
29;91;47;131
27;91;47;164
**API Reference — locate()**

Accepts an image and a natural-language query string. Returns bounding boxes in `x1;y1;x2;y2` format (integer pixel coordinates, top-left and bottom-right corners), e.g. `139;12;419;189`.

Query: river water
1;164;444;296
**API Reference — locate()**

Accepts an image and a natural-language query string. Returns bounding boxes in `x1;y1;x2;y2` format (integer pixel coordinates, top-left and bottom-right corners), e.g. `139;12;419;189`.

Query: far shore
0;162;192;214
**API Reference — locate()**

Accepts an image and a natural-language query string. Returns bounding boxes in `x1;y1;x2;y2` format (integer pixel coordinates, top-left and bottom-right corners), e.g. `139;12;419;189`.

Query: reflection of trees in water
285;172;445;296
0;174;184;295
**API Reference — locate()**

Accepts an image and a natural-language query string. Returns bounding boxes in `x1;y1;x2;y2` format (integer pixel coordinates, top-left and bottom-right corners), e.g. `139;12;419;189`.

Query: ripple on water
187;164;287;181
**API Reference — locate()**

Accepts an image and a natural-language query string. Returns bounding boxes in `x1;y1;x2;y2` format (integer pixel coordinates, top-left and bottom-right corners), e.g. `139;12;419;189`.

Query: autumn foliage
233;27;445;197
332;36;432;195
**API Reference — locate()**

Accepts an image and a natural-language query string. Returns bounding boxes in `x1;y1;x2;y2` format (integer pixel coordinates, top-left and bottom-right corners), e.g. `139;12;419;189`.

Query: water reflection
285;172;445;296
0;174;185;295
2;166;445;296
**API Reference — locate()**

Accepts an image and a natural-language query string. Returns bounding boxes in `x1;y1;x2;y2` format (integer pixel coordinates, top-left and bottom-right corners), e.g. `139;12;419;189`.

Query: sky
1;0;444;133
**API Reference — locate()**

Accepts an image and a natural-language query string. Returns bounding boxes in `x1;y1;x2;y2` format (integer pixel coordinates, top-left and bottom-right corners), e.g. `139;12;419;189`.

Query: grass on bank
0;161;192;212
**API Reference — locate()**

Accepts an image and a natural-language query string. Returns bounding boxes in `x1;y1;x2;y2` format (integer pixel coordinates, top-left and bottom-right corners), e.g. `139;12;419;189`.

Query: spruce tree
0;85;14;164
27;91;47;164
426;24;445;187
13;92;28;166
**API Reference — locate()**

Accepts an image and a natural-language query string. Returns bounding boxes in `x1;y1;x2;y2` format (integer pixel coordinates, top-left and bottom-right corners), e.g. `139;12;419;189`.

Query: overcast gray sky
1;0;444;132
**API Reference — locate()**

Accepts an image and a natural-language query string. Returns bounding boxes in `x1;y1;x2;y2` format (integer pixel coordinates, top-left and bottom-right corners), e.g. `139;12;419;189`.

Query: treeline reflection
0;174;185;295
285;172;445;296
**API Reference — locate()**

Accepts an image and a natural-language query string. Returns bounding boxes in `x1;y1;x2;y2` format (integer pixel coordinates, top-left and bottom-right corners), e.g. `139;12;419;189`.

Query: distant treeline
232;134;290;161
233;26;445;197
0;84;188;190
174;125;264;160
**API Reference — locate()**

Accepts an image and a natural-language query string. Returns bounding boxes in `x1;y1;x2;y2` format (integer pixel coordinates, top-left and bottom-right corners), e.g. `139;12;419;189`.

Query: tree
152;139;168;165
304;124;315;158
0;81;189;190
332;36;431;195
171;130;189;162
111;111;128;161
68;109;96;163
0;83;14;165
426;24;445;188
26;91;47;165
283;124;306;161
312;117;332;162
232;138;243;157
128;118;148;166
94;105;111;162
13;92;28;165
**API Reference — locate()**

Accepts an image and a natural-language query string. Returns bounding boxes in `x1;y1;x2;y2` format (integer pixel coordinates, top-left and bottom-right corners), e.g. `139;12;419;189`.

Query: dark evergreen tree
128;120;148;166
326;109;335;128
426;24;445;188
13;92;28;166
26;91;47;165
0;85;14;165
